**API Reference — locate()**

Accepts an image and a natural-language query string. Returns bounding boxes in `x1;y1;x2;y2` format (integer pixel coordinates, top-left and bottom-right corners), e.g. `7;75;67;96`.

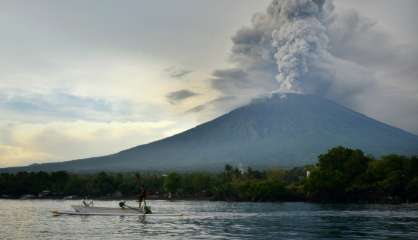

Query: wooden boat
52;200;182;217
52;210;183;217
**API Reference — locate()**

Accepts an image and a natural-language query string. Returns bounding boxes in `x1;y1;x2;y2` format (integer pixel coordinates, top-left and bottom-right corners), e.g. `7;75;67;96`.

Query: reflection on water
0;200;417;239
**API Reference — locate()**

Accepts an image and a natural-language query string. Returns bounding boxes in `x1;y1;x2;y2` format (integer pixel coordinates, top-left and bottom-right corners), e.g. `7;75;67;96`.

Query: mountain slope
3;93;418;172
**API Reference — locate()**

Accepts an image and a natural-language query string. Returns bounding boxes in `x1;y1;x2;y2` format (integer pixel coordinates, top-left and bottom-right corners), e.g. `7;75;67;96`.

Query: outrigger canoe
52;210;183;217
52;201;183;217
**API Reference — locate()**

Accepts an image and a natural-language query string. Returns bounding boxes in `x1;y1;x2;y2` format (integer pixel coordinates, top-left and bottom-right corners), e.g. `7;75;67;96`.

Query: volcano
3;93;418;172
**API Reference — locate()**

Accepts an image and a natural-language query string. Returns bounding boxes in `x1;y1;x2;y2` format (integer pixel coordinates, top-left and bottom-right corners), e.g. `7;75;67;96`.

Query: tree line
1;146;417;203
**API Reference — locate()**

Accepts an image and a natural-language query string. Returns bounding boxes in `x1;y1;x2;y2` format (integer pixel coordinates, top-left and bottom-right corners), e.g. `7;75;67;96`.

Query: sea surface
0;200;417;239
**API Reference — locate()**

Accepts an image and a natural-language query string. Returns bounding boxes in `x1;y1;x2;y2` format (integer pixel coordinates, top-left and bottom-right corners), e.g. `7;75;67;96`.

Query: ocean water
0;200;417;239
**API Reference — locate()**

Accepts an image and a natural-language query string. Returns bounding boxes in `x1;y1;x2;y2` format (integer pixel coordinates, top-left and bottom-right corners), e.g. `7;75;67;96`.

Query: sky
0;0;417;167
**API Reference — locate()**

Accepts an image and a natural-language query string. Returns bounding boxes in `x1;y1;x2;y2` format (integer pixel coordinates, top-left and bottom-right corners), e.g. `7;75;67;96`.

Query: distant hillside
2;93;418;173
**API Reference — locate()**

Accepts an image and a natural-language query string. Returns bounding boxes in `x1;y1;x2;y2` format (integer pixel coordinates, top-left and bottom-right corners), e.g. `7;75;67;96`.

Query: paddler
138;184;147;208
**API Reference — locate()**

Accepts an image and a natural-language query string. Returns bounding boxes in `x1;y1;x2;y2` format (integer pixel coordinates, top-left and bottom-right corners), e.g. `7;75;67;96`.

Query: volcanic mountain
2;93;418;172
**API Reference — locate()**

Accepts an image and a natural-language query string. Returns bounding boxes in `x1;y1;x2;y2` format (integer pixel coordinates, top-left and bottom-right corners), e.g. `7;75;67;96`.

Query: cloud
186;96;237;113
0;120;177;167
0;144;52;168
164;66;193;79
186;105;206;113
166;89;198;104
0;90;136;122
185;96;242;122
211;68;277;98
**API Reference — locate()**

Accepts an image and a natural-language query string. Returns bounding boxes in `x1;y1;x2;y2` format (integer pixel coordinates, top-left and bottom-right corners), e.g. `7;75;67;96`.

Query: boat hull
52;210;182;217
72;205;144;214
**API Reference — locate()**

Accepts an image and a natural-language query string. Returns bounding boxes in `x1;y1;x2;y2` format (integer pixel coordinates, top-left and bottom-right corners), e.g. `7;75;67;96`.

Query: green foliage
305;147;418;203
231;179;288;201
0;146;417;203
304;168;345;201
163;172;181;194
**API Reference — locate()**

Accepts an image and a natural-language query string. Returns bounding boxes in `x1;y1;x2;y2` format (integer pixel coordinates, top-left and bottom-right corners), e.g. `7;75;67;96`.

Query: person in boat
82;197;93;207
138;184;147;208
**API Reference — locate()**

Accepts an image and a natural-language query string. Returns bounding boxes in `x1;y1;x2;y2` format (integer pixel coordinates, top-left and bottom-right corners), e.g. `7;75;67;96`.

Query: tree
304;168;346;201
164;172;181;194
306;146;372;202
92;172;116;196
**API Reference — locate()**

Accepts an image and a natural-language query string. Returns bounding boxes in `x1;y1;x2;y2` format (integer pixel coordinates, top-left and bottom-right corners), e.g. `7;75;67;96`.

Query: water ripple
1;200;418;239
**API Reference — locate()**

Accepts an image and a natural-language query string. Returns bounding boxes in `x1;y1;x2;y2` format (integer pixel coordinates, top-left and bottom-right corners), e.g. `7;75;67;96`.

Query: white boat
52;200;183;217
52;210;182;217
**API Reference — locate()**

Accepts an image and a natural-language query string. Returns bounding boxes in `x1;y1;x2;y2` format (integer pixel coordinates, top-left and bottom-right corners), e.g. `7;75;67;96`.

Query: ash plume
225;0;336;94
213;0;374;100
270;0;331;92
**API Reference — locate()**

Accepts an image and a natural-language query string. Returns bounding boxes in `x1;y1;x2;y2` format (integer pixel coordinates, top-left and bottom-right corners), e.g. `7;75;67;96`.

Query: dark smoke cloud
166;89;198;104
186;96;237;114
164;66;193;79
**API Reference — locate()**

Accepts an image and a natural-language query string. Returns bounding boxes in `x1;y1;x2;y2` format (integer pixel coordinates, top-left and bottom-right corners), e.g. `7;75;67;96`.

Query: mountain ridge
2;93;418;173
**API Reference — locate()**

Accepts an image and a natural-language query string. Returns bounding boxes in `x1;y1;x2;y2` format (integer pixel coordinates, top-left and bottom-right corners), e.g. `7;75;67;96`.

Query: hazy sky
0;0;417;167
